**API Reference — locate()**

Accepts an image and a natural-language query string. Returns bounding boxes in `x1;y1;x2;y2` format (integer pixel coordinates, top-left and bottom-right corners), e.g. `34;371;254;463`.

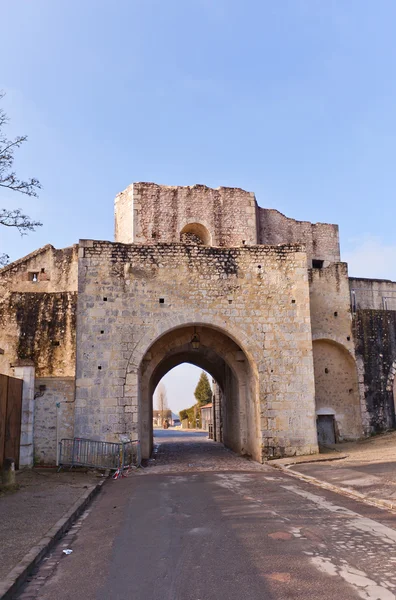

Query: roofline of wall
116;181;257;197
0;244;78;275
115;181;339;230
349;276;396;284
258;205;339;229
78;238;307;253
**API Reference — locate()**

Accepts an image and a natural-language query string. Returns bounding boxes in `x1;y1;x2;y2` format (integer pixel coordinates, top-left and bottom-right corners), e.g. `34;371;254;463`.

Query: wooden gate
0;374;23;469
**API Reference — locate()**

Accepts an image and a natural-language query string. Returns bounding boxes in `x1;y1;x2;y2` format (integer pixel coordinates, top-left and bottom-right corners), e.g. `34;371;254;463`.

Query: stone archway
180;223;212;245
312;339;362;441
138;324;260;461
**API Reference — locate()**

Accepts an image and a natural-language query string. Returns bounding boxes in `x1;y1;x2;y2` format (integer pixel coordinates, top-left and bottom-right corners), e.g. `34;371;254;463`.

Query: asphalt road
17;431;396;600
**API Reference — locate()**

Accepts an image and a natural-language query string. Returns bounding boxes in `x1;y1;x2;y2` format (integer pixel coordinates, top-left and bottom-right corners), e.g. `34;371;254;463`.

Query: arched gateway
139;324;258;460
74;221;319;463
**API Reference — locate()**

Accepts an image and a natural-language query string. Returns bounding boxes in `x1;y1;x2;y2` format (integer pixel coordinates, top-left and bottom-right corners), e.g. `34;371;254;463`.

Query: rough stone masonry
0;182;395;465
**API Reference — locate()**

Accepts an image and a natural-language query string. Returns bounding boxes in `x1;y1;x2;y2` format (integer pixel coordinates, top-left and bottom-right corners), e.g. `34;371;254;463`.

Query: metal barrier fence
58;438;141;471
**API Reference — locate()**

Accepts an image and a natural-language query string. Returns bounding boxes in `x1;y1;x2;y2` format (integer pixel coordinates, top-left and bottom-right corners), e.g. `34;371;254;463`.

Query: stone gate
1;182;395;465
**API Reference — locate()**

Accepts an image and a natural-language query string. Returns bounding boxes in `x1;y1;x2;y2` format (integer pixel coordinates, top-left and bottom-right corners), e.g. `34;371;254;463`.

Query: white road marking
283;484;396;599
312;556;396;600
282;485;396;545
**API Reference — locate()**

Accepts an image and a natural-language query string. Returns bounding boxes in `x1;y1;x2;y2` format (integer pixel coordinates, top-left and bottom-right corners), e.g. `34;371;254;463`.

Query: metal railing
58;437;141;471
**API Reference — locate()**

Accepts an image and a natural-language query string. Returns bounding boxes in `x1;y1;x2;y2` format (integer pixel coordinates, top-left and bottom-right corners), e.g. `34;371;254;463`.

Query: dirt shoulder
0;468;100;581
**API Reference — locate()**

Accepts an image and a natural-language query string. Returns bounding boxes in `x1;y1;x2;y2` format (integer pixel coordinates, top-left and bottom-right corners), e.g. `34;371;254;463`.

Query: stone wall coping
79;239;307;253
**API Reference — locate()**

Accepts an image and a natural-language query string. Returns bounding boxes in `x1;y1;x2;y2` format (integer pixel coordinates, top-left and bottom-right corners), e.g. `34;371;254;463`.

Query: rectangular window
312;260;324;269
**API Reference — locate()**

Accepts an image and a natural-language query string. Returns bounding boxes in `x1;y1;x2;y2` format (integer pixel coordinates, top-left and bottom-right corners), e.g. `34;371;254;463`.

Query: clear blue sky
2;1;396;412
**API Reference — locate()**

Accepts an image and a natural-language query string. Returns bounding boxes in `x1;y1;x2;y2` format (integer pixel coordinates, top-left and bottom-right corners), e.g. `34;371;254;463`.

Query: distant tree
179;405;198;428
155;382;169;422
194;371;212;407
0;92;42;266
179;409;188;421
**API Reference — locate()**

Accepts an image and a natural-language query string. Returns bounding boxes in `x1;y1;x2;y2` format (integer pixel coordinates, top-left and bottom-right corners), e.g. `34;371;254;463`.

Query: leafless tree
0;92;42;266
155;382;169;422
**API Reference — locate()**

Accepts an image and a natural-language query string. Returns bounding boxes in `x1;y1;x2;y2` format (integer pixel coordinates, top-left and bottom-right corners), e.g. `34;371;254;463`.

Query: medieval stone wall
308;262;362;439
0;245;77;376
115;182;258;246
350;277;396;311
0;182;377;464
0;245;78;297
114;185;134;244
115;183;341;270
34;377;75;465
259;208;340;266
309;263;355;346
75;239;318;461
0;246;78;464
353;310;396;432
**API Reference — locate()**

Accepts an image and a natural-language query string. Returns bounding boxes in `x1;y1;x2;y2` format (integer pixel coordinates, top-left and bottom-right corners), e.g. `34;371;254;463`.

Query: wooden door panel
4;377;23;469
0;374;8;469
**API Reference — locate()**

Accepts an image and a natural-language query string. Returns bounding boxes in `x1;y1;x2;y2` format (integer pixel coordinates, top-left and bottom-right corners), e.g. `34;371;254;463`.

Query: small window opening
325;368;329;374
98;365;102;370
347;336;350;341
312;259;324;269
29;272;39;282
291;299;296;304
334;311;338;317
180;223;211;246
51;341;60;347
152;232;157;238
103;297;107;302
41;268;45;273
228;299;233;304
159;298;165;304
100;330;104;334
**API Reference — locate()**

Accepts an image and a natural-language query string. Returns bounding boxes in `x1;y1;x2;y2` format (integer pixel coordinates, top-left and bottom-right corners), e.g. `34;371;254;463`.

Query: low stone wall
34;377;75;465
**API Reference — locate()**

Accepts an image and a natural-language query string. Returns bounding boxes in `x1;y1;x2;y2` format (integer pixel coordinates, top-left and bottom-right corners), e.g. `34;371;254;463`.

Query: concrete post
2;458;16;487
14;365;35;468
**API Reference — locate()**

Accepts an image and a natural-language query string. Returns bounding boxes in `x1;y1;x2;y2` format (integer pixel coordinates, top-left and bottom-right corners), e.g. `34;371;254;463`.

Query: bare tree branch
0;92;42;265
0;208;42;234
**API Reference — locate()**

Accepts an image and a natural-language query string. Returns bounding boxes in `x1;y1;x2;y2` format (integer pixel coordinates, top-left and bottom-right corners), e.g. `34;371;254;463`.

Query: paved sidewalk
0;468;100;581
272;431;396;507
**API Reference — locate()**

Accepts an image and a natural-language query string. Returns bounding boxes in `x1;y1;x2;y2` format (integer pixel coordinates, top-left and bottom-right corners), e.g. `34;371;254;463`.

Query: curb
269;453;348;468
0;477;107;600
272;463;396;513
